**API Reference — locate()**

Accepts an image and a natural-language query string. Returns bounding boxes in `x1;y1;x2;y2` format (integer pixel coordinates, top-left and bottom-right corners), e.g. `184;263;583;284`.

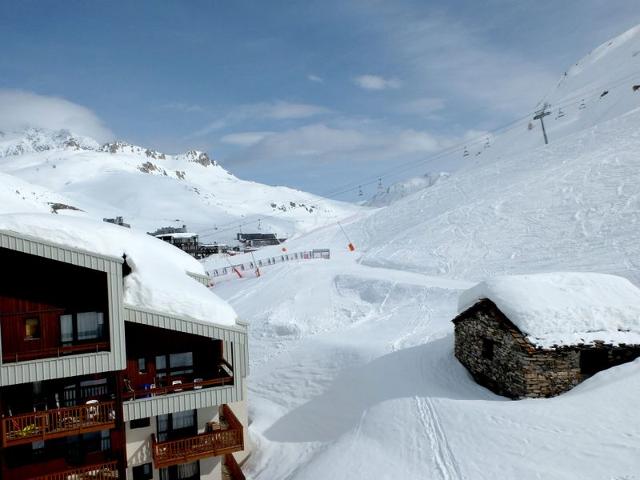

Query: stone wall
454;300;640;399
454;301;529;398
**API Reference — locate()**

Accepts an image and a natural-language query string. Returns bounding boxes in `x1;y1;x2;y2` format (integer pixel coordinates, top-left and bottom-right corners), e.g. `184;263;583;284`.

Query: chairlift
483;137;491;149
463;147;470;157
579;99;586;110
377;177;383;192
556;108;565;119
358;185;363;197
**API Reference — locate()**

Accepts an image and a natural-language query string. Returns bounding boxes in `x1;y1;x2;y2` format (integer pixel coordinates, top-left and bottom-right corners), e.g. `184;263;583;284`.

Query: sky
1;0;640;200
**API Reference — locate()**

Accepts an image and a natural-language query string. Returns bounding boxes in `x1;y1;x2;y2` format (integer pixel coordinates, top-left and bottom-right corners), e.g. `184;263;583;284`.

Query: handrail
122;375;233;401
151;404;244;468
2;401;116;447
225;453;246;480
2;341;110;363
29;460;119;480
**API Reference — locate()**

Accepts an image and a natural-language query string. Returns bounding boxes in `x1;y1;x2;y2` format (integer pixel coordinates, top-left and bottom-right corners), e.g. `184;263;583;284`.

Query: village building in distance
0;214;249;480
453;273;640;399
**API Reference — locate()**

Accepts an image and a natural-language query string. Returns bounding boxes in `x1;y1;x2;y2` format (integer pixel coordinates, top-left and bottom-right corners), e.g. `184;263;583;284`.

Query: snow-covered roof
155;232;198;239
458;272;640;348
0;213;238;327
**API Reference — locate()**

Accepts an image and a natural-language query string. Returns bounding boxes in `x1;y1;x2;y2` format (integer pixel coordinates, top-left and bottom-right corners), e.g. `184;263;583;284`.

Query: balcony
122;374;233;401
151;405;244;468
1;401;116;447
29;461;119;480
1;341;110;364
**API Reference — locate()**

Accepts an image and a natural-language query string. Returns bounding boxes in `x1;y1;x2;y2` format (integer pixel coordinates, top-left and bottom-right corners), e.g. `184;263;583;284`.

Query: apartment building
0;214;249;480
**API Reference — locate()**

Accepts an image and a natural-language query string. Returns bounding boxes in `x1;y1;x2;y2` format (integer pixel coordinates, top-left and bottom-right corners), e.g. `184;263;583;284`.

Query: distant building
103;216;130;228
236;233;284;249
453;273;640;399
150;225;201;257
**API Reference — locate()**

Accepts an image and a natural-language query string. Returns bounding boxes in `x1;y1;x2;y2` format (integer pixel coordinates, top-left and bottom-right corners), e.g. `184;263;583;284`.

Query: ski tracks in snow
415;396;464;480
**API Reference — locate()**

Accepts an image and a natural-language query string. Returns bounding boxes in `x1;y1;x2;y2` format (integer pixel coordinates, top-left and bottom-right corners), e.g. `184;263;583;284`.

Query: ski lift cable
198;71;640;238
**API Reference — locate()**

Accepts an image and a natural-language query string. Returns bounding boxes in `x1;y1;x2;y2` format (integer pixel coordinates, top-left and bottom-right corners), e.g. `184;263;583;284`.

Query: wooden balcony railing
2;341;110;363
224;453;246;480
29;461;119;480
1;401;116;447
122;375;233;401
152;405;244;468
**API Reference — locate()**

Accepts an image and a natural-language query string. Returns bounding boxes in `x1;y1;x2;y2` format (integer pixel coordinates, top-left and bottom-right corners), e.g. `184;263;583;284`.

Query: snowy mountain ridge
0;127;360;241
374;24;640;207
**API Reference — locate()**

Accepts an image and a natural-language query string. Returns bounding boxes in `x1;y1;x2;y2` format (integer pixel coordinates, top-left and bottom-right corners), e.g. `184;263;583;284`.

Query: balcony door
156;409;197;442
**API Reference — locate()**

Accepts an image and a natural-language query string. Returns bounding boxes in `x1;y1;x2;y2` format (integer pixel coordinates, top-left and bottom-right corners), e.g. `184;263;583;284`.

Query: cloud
250;101;330;119
228;123;447;165
353;75;402;91
187;101;330;139
375;8;556;114
307;74;324;83
0;89;113;142
220;131;275;146
159;102;204;113
396;97;446;116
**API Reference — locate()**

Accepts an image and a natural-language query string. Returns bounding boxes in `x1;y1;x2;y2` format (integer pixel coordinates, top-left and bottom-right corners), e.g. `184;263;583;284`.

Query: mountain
354;25;640;280
372;24;640;207
0;128;359;242
204;25;640;480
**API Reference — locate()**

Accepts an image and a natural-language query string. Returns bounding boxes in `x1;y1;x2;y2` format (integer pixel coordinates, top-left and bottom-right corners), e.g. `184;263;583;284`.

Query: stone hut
453;272;640;399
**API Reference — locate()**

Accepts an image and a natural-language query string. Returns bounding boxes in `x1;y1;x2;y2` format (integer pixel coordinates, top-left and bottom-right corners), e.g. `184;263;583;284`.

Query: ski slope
205;25;640;480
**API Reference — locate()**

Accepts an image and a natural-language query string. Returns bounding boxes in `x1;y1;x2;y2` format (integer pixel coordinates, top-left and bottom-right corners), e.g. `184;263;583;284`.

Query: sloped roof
0;213;237;327
458;272;640;348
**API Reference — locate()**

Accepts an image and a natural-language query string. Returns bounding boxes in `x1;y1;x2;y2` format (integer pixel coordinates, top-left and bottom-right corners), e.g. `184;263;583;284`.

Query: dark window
24;317;40;340
138;357;147;373
60;312;105;344
482;338;495;360
155;352;193;379
132;463;153;480
157;410;196;442
130;417;151;429
160;461;199;480
580;349;609;375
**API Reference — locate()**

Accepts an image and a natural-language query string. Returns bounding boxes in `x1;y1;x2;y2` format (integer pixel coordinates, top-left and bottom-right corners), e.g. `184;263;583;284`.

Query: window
157;410;196;442
580;349;609;375
77;312;104;340
138;357;147;373
130;417;151;429
132;463;153;480
155;352;193;379
61;315;74;344
482;338;495;360
160;461;199;480
60;312;105;344
24;318;40;340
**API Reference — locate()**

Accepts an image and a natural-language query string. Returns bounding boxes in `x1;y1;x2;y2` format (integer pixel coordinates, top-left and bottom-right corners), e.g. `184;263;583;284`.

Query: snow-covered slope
0;170;88;215
205;24;640;480
0;128;360;241
357;108;640;283
373;24;640;207
366;172;449;207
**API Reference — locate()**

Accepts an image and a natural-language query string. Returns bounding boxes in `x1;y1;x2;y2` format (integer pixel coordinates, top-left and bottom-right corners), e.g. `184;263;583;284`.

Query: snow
0;128;360;243
202;24;640;480
3;21;640;480
0;213;238;327
156;232;198;239
458;272;640;348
